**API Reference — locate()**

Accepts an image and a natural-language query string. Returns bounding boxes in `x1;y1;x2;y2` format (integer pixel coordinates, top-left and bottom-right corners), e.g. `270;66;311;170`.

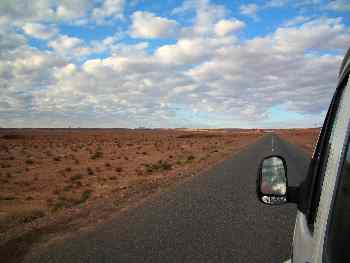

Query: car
256;47;350;263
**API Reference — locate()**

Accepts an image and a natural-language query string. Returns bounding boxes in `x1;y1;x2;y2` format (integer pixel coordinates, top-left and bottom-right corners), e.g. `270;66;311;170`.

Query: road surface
24;134;310;263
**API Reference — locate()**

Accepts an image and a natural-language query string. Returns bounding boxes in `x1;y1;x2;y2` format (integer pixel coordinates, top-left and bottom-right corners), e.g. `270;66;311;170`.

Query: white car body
292;49;350;263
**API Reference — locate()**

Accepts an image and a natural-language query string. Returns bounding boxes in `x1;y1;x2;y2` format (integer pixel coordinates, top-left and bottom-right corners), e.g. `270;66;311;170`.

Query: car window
308;81;347;225
325;136;350;262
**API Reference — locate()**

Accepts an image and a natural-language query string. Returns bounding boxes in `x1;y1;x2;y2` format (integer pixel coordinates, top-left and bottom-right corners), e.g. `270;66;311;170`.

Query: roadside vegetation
0;128;263;254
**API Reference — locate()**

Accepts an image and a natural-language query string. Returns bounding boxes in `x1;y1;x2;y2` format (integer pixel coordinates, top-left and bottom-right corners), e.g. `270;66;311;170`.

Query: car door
323;117;350;262
293;56;350;262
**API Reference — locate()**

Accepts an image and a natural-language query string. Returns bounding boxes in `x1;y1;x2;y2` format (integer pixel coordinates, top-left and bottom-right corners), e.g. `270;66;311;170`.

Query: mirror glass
260;156;287;196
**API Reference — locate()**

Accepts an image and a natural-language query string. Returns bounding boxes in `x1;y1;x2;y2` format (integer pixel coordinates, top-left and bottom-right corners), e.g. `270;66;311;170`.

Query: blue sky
1;0;350;128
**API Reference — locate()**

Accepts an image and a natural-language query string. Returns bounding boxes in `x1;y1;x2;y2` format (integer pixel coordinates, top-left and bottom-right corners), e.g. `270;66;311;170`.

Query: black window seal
297;60;350;227
322;109;350;263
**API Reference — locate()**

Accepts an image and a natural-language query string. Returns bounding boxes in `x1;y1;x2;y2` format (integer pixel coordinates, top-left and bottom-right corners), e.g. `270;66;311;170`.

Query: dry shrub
70;174;83;181
0;209;45;231
0;195;17;201
1;134;25;140
187;155;195;161
51;190;92;212
144;160;172;174
91;151;103;159
53;156;61;162
87;167;94;175
25;159;34;165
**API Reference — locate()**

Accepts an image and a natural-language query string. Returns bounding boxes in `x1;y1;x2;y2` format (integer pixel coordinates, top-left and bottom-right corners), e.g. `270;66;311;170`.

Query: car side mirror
257;155;288;205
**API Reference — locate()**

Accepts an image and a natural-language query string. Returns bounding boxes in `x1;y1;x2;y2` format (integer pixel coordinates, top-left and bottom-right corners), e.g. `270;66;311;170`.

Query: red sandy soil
276;128;321;156
0;128;263;261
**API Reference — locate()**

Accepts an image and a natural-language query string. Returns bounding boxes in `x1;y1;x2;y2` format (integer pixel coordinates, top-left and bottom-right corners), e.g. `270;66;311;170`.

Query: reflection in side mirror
257;156;288;205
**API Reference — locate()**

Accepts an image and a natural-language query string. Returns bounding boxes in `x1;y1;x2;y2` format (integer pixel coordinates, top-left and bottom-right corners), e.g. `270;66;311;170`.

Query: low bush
187;155;195;161
87;167;94;175
70;174;82;181
53;156;61;162
91;150;103;159
144;160;172;174
25;159;34;165
52;190;92;212
0;209;46;231
0;195;16;201
81;189;92;203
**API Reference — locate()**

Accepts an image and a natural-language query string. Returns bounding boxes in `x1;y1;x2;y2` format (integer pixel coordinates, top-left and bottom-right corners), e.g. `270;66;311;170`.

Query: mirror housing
257;155;288;205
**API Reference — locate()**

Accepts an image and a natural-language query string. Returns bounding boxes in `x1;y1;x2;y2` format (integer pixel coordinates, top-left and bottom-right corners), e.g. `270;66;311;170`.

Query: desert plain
0;128;319;261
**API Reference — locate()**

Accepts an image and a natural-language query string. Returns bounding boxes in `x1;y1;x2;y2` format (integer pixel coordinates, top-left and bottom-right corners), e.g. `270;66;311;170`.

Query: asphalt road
25;134;310;263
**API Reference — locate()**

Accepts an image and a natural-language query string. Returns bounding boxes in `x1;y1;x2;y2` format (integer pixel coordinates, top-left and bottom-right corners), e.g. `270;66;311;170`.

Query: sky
0;0;350;128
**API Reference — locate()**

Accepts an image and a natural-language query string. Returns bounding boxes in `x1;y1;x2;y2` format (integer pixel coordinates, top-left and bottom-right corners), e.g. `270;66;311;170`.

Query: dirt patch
176;133;223;138
1;134;27;140
0;128;263;262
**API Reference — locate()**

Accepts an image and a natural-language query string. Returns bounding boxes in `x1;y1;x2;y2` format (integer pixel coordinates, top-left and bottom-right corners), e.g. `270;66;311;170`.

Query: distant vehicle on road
256;47;350;263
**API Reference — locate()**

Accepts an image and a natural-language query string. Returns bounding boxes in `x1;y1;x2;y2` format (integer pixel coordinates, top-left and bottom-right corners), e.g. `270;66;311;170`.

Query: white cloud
325;0;350;12
0;34;65;115
239;4;259;20
172;0;197;14
0;0;93;24
265;0;289;8
53;63;77;79
273;17;350;53
55;1;92;21
192;0;227;36
48;35;83;54
22;23;58;39
155;37;235;65
0;0;54;23
30;16;348;127
283;15;312;27
172;0;228;37
186;17;348;121
214;19;245;36
155;38;209;64
0;30;26;58
92;0;125;22
130;11;179;39
1;0;349;128
47;34;118;59
0;0;123;26
263;1;350;13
